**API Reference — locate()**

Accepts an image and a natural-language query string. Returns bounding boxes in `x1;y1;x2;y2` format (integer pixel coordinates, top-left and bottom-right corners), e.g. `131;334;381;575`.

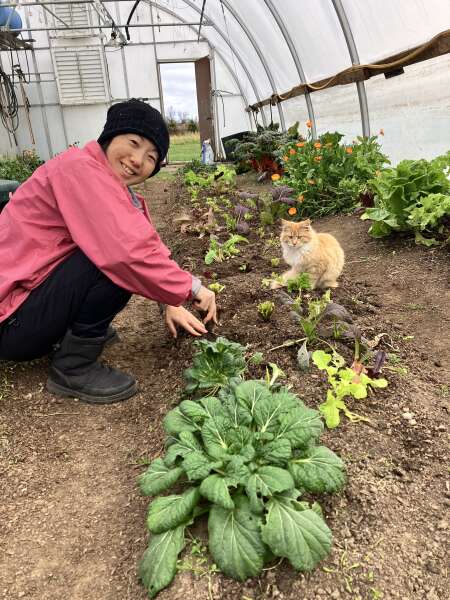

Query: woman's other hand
165;305;208;338
192;285;218;324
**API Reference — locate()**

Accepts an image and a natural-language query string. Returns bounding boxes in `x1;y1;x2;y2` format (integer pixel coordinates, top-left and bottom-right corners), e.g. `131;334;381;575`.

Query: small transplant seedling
286;272;312;294
312;350;388;428
257;300;275;321
208;282;225;295
204;235;248;265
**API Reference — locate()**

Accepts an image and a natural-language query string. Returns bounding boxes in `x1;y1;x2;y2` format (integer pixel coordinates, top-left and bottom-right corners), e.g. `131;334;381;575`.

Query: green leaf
139;458;183;496
147;487;200;534
319;391;344;428
208;497;265;580
179;399;209;422
312;350;333;370
277;405;323;449
199;474;235;510
289;446;346;493
261;495;332;571
164;431;203;466
201;416;232;459
182;451;217;481
258;438;292;465
246;466;294;513
234;380;272;418
163;407;199;435
225;455;251;484
139;525;186;598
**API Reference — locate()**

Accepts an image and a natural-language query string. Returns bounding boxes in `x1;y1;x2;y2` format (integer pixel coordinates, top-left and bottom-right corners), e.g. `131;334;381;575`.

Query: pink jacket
0;141;193;323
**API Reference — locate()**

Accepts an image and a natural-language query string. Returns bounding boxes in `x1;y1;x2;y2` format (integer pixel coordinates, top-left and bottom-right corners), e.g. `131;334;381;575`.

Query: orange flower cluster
345;147;353;154
288;207;297;216
314;142;322;149
271;173;281;181
296;142;305;148
283;155;289;161
289;148;296;155
314;156;322;162
297;194;304;202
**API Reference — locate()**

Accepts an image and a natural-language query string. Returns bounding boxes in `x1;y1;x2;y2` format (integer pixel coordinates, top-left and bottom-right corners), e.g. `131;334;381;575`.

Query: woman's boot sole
46;379;137;404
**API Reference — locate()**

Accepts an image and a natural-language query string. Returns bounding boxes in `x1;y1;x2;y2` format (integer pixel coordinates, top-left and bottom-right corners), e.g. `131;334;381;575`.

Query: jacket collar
83;140;128;190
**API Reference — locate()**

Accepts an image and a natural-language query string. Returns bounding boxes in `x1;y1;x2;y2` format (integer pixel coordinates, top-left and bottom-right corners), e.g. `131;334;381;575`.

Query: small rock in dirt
402;411;415;420
331;590;341;599
437;519;448;530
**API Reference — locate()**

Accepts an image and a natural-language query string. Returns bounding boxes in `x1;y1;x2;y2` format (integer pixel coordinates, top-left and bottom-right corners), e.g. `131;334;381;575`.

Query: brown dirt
1;171;449;600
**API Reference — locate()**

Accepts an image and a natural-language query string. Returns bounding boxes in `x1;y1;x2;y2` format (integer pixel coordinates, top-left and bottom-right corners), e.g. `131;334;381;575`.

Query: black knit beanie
97;99;170;177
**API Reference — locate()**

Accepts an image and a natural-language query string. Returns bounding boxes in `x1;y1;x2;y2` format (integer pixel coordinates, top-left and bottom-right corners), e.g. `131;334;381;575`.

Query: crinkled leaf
208;497;265;581
182;450;217;481
199;396;225;419
164;431;203;467
261;495;332;571
200;474;235;510
147;487;200;534
312;350;333;371
139;458;183;496
163;407;199;435
179;399;210;422
322;302;353;323
234;380;272;418
201;416;233;459
225;455;251;484
139;525;186;598
289;446;346;493
258;438;292;466
246;466;294;513
277;405;323;449
226;425;254;452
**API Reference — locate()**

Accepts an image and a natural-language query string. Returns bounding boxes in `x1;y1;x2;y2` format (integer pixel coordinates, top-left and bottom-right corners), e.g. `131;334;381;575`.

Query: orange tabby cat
271;219;345;289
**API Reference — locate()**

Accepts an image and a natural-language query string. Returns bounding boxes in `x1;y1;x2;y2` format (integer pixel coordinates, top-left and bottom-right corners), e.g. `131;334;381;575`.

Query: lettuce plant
312;350;388;428
139;378;345;597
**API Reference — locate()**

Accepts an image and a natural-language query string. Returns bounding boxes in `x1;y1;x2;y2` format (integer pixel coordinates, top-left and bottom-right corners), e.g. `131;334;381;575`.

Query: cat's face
280;219;313;247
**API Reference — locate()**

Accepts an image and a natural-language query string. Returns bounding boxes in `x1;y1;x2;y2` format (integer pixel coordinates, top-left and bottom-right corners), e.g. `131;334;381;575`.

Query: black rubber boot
46;331;137;404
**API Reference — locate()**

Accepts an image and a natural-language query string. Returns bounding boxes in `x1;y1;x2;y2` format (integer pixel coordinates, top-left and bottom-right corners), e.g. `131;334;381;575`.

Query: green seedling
204;234;248;265
257;301;275;321
239;263;248;272
270;257;280;267
312;349;388;428
286;272;312;294
208;282;225;295
248;351;263;365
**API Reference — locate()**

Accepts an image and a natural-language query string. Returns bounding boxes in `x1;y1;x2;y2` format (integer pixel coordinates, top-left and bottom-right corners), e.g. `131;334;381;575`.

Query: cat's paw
270;280;284;290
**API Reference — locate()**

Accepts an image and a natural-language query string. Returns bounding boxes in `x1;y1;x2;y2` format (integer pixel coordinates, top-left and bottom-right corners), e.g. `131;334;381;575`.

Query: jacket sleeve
49;155;193;306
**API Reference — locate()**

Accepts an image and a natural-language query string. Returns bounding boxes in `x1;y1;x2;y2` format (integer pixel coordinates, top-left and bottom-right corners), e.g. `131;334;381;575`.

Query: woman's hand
164;305;208;338
192;285;218;324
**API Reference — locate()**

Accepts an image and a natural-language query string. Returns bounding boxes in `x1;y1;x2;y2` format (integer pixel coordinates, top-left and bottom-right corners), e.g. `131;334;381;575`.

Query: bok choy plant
138;339;346;597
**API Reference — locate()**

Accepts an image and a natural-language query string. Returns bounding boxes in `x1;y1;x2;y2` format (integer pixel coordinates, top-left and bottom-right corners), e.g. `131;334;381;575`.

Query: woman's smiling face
105;134;159;185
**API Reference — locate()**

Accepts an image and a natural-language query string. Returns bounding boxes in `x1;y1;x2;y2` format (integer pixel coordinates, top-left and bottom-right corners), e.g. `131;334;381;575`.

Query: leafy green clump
139;378;345;597
183;337;248;395
204;234;248;264
312;350;388;428
0;149;43;183
286;272;312;293
361;154;450;244
257;300;275;321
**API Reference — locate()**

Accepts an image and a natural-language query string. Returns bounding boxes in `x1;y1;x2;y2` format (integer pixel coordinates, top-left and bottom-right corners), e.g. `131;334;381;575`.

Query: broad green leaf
277;406;323;449
319;391;344;428
182;451;216;481
289;446;346;493
200;474;235;510
261;496;331;571
164;431;203;466
259;438;292;465
179;399;209;422
312;350;332;370
234;380;272;418
246;466;294;514
138;458;183;496
139;525;186;598
163;407;199;435
199;396;225;418
208;497;265;580
226;426;254;452
201;416;232;459
147;487;200;534
225;455;251;484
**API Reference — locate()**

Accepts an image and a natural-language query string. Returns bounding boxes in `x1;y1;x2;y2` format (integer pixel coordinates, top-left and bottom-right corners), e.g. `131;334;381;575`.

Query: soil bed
1;170;449;600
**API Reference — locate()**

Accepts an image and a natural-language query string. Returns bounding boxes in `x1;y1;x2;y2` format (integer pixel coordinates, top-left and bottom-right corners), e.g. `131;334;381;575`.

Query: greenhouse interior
1;2;449;600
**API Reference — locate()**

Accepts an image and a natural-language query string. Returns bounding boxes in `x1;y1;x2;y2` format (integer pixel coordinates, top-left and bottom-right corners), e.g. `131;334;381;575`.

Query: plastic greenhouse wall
0;0;449;164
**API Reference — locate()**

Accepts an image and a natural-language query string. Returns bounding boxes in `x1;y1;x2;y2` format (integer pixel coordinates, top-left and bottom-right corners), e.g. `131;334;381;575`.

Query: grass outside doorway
168;133;201;162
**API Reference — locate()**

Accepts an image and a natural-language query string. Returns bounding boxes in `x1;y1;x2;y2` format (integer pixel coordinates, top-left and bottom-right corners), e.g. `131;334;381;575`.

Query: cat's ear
280;218;290;228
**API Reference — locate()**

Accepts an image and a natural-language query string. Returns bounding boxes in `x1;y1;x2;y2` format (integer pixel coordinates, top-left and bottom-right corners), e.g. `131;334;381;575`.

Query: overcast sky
160;62;198;120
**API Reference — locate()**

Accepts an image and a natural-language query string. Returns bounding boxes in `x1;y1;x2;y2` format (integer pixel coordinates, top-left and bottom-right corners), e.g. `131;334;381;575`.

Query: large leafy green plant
361;154;450;242
139;377;345;597
277;130;389;217
0;149;43;182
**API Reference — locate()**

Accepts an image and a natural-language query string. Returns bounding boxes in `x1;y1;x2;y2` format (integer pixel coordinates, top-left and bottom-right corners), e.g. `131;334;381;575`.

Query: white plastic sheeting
0;0;449;161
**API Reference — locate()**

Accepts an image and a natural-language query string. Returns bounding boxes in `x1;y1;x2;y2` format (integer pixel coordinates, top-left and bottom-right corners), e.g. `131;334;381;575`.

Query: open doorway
159;62;200;162
158;59;215;163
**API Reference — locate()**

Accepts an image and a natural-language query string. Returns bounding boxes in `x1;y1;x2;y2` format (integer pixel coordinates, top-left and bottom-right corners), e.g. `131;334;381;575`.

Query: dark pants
0;250;131;361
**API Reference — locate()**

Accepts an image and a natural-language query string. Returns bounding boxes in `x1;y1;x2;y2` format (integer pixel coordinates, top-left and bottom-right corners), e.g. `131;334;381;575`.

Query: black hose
125;0;141;41
0;67;19;133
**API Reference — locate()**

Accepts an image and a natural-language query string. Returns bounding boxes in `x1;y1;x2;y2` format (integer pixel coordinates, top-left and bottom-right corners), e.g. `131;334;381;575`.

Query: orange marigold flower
289;148;296;155
297;194;304;202
271;173;281;181
307;179;315;185
345;147;353;154
283;155;289;161
379;128;385;136
314;155;322;162
288;207;297;216
314;142;322;149
306;120;312;128
296;142;305;147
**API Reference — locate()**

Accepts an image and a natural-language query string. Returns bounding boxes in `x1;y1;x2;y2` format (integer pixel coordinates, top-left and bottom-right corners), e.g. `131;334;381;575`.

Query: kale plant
139;376;345;597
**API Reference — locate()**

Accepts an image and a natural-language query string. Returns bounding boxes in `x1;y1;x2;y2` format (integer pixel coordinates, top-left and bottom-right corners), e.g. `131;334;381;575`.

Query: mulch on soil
1;171;448;600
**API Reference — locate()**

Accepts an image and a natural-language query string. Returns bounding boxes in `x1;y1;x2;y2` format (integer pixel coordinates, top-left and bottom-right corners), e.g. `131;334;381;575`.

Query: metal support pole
331;0;370;137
